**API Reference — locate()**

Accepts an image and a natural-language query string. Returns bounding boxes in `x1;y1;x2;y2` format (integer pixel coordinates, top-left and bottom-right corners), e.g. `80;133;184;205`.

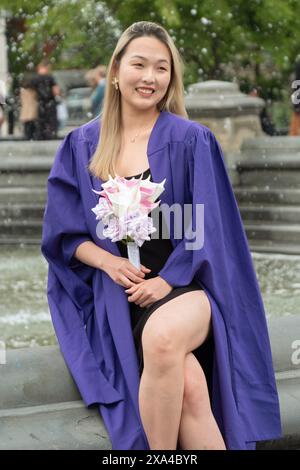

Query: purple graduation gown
41;110;282;450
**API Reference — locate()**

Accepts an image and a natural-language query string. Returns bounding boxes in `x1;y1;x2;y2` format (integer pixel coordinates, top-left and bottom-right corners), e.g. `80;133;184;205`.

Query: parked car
65;87;92;123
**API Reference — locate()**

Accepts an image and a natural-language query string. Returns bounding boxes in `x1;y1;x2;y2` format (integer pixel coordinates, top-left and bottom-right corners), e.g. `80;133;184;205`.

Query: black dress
116;167;214;397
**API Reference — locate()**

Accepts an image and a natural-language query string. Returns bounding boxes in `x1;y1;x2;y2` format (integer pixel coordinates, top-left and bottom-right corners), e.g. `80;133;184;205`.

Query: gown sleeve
41;131;124;406
42;132;92;267
158;125;255;289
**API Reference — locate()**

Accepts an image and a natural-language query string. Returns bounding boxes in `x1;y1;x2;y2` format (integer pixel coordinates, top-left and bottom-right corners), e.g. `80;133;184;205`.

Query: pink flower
91;172;165;246
92;173;165;218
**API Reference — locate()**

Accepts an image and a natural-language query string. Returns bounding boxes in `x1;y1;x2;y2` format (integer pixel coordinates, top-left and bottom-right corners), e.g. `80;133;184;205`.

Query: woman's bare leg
178;352;226;450
138;290;213;450
139;348;185;450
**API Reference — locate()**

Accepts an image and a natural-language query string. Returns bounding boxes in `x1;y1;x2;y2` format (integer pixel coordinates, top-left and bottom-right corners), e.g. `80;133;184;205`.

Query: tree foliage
1;0;300;100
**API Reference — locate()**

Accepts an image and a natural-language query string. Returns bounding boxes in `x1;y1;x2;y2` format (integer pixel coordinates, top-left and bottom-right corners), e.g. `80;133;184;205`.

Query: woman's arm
74;240;113;270
74;240;150;288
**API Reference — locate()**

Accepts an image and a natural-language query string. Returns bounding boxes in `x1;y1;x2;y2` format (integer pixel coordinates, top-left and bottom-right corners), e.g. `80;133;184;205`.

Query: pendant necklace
128;115;159;143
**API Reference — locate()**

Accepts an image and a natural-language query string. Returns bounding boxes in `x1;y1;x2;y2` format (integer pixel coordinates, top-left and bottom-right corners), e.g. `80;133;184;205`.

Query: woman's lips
136;88;155;97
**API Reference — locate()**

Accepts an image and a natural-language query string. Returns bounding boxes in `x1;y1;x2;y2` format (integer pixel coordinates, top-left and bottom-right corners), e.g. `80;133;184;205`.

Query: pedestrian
0;80;5;137
249;86;282;136
31;59;60;139
19;76;38;140
86;65;106;118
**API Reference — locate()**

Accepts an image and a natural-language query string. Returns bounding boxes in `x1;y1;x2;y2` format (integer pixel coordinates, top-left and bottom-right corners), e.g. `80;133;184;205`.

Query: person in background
86;65;106;118
0;80;5;137
0;102;4;137
31;59;61;139
1;76;17;136
289;61;300;136
5;94;16;136
19;76;38;140
248;86;282;136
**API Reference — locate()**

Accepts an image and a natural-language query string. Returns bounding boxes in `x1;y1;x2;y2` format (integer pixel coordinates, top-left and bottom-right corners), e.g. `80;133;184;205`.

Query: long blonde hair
88;21;188;181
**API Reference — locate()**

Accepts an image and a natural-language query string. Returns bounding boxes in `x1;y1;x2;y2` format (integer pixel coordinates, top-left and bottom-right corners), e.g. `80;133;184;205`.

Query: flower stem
120;236;134;245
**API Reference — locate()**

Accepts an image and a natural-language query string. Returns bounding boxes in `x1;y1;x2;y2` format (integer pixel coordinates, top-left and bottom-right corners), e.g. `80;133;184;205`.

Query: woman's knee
142;320;181;353
142;324;184;370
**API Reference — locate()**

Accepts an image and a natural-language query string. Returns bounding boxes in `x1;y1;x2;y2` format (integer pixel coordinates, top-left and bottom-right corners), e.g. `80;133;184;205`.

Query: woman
19;77;38;140
41;21;281;450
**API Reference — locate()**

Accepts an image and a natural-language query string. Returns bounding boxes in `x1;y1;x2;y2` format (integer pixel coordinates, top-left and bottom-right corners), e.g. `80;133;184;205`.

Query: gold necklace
130;132;140;143
127;115;159;143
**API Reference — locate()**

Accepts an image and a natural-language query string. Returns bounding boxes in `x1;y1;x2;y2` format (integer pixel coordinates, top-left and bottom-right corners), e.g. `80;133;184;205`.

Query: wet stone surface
0;246;299;349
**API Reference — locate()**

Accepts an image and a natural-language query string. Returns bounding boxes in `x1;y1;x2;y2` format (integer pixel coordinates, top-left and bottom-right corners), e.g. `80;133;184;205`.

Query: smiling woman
116;39;172;111
88;22;186;182
41;20;281;452
108;35;174;176
130;54;170;97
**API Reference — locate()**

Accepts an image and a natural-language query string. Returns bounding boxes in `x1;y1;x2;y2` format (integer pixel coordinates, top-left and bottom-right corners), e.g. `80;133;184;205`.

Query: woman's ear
111;60;120;79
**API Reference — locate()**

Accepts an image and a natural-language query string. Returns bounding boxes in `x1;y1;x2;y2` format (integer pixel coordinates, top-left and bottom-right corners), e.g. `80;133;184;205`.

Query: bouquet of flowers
91;172;166;269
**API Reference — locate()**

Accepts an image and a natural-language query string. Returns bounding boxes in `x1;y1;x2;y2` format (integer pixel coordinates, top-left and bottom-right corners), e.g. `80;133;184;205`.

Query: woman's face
115;36;172;114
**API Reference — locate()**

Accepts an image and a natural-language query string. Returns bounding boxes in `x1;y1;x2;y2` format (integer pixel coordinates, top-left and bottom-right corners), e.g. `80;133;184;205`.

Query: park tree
1;0;300;104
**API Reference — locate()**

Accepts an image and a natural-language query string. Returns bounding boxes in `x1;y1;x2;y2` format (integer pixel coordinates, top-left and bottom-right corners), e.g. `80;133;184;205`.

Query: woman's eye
133;63;166;71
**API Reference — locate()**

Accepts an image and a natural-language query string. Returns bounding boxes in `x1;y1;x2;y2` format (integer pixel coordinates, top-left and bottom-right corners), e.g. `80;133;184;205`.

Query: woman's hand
101;253;151;288
125;276;173;308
